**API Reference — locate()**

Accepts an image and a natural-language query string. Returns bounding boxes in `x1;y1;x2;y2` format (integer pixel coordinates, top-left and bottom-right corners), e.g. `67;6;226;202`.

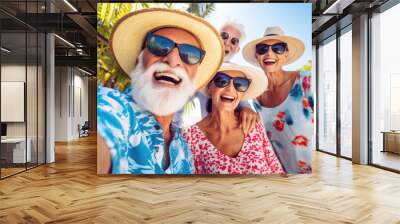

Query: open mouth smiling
154;72;182;86
220;95;235;103
263;58;276;66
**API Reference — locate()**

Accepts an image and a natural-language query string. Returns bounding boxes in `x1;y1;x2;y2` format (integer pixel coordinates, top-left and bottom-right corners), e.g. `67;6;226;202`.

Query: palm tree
97;3;174;90
97;3;136;90
186;3;215;18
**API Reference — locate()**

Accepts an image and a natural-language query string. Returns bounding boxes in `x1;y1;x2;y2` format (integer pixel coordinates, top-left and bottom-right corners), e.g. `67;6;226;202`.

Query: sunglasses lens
213;73;230;88
147;33;204;65
256;43;287;55
147;34;174;56
221;32;229;40
179;44;203;65
256;44;268;55
213;73;250;92
271;43;287;54
231;38;239;46
233;78;250;92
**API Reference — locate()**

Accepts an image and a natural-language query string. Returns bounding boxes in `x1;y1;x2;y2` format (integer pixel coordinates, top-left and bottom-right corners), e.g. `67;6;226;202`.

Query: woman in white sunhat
183;63;284;175
242;27;314;174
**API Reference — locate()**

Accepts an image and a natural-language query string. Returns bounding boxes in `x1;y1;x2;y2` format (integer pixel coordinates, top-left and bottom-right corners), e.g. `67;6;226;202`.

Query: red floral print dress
183;121;284;175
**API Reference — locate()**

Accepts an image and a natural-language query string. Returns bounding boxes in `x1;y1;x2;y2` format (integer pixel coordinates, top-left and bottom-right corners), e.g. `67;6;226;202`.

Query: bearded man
97;8;224;174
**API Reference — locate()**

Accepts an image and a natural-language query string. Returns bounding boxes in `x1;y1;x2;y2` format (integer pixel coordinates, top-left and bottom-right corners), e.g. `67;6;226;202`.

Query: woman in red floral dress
183;63;284;175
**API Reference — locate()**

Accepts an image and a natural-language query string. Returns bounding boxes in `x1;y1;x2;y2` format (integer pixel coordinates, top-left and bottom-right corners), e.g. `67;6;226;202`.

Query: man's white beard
130;52;196;116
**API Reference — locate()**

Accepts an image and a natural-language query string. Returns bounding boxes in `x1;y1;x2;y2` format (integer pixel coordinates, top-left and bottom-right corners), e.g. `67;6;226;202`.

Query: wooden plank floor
0;135;400;224
1;167;26;178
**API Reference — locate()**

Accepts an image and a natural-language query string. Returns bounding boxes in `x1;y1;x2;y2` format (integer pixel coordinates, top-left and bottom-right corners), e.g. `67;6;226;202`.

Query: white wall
54;67;89;141
70;72;89;139
1;82;25;122
1;65;37;138
1;65;26;141
1;63;46;164
54;66;69;141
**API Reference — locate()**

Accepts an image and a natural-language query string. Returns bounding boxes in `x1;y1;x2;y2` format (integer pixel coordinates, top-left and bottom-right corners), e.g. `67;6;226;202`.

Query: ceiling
1;0;395;74
311;0;390;44
0;0;96;74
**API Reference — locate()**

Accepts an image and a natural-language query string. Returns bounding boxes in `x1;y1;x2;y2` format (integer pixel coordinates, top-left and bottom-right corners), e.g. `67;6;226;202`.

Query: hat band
264;34;278;37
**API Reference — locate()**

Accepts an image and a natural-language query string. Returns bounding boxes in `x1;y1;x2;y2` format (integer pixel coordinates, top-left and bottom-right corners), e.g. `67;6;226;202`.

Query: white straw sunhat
242;26;305;67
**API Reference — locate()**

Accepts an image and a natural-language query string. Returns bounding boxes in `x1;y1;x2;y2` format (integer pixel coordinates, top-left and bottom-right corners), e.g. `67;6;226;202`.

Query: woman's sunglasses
212;72;251;92
145;33;206;65
255;42;287;55
221;32;240;46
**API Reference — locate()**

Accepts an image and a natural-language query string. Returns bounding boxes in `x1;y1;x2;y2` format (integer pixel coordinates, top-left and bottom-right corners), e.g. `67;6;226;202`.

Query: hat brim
242;35;305;67
202;63;267;101
110;8;224;89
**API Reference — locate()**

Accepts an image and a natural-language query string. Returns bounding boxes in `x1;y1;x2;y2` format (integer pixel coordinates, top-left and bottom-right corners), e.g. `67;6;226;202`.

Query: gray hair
220;20;246;41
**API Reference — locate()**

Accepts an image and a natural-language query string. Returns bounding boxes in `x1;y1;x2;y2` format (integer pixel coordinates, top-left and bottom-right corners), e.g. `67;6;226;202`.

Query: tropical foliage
297;60;312;72
97;3;133;90
186;3;215;18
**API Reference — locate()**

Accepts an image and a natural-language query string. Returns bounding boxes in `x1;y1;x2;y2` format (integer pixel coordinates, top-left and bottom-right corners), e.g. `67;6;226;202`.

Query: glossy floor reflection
373;150;400;171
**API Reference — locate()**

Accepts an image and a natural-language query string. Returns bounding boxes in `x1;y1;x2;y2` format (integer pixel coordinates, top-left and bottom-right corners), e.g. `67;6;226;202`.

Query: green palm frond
202;3;215;18
297;60;312;72
183;99;197;115
164;3;174;8
186;3;215;18
97;3;142;91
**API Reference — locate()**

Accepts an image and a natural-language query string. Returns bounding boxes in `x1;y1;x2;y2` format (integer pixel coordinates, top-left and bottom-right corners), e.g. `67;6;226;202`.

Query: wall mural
97;3;313;175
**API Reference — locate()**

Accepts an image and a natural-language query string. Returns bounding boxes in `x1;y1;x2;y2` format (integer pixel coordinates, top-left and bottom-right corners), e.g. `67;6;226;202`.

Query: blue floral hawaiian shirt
97;85;194;174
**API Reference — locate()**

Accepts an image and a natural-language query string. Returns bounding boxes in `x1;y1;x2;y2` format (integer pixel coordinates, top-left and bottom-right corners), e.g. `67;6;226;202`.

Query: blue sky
204;3;312;70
